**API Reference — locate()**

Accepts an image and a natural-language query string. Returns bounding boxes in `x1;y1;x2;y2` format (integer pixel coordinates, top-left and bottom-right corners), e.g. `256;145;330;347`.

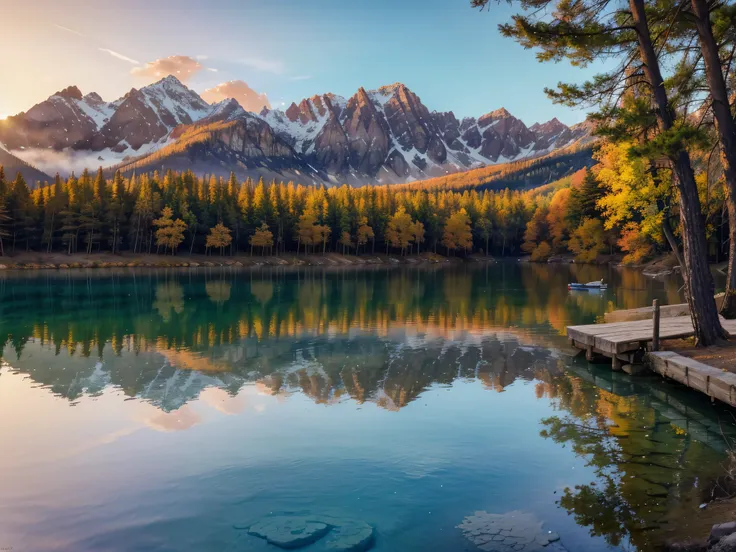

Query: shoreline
0;251;497;271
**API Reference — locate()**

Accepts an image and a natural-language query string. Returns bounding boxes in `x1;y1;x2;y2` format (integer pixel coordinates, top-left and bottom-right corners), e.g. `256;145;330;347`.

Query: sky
0;0;603;126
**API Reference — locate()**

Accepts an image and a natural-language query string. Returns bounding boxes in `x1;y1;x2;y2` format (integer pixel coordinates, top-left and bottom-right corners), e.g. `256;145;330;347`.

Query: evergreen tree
0;199;9;256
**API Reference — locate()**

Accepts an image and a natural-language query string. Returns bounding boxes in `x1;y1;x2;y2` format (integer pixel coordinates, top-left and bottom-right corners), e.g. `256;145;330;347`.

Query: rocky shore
667;521;736;551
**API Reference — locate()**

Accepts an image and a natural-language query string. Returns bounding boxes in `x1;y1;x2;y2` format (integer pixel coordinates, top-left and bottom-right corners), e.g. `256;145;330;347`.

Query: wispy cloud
99;48;139;65
238;57;285;75
289;75;312;81
207;68;219;72
201;80;271;112
195;55;209;60
53;24;84;37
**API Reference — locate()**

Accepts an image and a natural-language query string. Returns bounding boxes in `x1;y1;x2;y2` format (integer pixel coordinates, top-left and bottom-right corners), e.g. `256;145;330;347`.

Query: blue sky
1;0;600;125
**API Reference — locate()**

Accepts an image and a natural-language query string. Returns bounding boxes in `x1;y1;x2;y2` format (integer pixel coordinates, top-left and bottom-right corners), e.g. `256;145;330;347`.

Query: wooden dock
568;312;736;407
567;316;736;367
649;351;736;408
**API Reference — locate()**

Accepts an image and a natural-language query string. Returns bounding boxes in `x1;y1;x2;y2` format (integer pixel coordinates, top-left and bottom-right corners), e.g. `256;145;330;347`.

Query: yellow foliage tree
356;216;374;254
154;206;187;255
297;211;329;254
249;223;274;255
413;221;425;254
339;231;353;254
618;222;654;265
297;212;317;254
568;218;606;263
531;241;552;262
442;208;473;255
386;207;416;255
206;223;232;255
546;188;572;251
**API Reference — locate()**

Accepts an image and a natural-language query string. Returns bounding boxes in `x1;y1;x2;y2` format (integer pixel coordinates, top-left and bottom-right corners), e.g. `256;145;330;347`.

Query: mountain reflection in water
0;263;734;552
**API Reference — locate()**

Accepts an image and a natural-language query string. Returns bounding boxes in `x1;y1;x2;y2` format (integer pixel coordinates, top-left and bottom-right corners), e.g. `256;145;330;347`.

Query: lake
0;262;734;552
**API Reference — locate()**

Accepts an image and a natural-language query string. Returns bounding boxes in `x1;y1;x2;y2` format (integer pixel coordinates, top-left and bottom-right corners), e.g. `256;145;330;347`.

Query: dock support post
612;356;623;371
586;345;594;361
652;300;660;352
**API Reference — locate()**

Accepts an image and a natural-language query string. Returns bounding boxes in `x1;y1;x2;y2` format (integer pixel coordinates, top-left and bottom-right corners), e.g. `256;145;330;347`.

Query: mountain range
0;75;594;186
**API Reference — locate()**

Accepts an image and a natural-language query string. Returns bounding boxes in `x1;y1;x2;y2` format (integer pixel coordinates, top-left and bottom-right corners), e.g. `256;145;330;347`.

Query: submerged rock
323;518;374;551
248;516;330;549
457;510;567;552
246;514;374;551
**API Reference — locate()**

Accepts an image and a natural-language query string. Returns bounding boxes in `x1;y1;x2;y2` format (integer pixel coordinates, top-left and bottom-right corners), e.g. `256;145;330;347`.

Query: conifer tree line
0;166;531;258
0;157;732;267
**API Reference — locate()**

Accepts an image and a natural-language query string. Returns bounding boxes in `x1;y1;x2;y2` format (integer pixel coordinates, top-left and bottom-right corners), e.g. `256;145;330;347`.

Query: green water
0;262;734;552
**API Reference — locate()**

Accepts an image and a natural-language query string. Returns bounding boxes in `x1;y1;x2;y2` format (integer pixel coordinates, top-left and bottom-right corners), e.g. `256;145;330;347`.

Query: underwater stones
323;519;374;552
246;514;374;551
248;516;330;549
457;511;566;552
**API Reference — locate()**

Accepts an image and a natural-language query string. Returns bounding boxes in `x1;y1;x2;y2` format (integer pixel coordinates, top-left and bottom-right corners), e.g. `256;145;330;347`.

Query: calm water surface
1;262;734;552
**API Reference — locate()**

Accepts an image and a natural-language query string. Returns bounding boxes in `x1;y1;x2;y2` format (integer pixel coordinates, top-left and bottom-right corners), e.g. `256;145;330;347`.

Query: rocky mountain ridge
0;76;593;185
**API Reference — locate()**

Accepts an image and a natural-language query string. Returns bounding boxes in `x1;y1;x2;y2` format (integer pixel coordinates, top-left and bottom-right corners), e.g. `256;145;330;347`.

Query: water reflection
0;263;681;411
0;264;733;552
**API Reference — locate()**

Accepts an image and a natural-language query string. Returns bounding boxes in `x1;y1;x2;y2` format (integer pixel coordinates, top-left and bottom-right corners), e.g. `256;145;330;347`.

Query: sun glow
0;114;7;121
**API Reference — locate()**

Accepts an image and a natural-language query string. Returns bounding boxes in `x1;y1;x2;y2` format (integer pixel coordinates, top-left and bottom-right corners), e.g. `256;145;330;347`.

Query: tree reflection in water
536;364;736;550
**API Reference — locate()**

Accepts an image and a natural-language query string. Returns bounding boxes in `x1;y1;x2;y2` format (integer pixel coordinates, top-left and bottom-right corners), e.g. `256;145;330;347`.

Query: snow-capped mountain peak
1;77;594;185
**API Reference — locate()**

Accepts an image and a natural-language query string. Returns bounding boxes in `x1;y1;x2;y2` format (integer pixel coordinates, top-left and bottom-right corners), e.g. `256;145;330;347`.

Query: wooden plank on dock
603;294;725;323
567;316;736;356
648;351;736;408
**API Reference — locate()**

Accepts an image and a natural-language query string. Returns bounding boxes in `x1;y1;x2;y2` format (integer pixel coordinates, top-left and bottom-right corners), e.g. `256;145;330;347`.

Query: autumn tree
386;207;416;255
356;216;374;254
249;223;274;256
442;208;473;255
618;223;654;265
154;206;187;254
569;219;606;263
297;211;319;254
546;188;572;252
522;205;552;261
206;223;232;255
339;231;353;254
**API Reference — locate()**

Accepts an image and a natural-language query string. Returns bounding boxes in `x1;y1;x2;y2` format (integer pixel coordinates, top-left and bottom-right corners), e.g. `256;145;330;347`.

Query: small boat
568;279;608;291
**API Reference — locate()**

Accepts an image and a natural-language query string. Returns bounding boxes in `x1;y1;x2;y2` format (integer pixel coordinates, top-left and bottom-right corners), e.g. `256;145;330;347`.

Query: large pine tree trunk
691;0;736;317
631;0;724;344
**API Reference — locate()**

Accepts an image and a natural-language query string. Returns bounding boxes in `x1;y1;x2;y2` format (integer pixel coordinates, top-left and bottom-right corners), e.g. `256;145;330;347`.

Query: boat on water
568;279;608;291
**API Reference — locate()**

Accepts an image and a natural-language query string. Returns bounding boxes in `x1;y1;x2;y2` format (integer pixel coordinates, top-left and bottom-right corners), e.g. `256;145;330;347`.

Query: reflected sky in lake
0;263;734;552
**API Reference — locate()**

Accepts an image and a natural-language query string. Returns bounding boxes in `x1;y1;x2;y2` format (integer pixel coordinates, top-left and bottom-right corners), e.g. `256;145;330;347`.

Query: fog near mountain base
13;148;123;178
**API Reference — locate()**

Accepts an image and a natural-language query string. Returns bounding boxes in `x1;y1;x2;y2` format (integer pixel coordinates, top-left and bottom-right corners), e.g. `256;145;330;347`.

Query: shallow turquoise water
0;263;734;552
